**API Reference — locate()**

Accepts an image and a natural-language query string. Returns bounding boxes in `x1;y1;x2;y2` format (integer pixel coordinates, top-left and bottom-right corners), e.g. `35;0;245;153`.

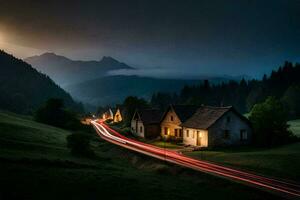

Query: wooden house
131;109;163;139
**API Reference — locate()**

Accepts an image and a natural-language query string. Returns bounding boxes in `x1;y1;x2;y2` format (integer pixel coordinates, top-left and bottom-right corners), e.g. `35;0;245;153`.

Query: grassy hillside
186;117;300;182
186;143;300;182
0;111;282;200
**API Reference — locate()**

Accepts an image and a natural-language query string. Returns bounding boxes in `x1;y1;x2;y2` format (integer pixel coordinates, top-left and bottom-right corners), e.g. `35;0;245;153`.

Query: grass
185;143;300;182
149;141;182;149
0;111;284;200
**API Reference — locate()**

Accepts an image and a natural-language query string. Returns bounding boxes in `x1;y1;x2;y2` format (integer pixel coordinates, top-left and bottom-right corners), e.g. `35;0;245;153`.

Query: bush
67;132;94;157
35;98;82;130
249;96;294;146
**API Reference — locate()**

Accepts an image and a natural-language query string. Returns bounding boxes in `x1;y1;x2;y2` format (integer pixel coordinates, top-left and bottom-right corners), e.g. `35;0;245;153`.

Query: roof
136;109;164;125
162;105;198;122
181;106;237;129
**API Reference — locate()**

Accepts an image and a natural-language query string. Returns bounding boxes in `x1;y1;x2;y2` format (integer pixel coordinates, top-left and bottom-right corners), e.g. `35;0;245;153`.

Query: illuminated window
164;127;168;135
186;130;189;137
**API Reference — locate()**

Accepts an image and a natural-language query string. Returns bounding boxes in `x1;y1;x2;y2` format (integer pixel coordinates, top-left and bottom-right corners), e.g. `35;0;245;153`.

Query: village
100;105;252;149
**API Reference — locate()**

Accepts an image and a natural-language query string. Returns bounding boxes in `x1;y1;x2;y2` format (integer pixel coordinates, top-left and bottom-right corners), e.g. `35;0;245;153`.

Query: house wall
131;119;137;133
131;118;145;138
160;109;182;140
183;127;208;147
145;124;161;139
208;111;252;147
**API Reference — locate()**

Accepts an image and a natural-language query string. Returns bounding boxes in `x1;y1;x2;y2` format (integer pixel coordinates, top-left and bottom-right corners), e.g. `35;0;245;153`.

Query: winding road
91;120;300;198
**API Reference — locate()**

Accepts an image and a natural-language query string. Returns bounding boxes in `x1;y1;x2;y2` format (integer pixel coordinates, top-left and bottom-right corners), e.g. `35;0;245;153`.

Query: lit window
164;127;168;135
197;131;203;137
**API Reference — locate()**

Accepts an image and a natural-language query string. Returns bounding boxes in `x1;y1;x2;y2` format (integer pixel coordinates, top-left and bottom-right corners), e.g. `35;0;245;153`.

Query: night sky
0;0;299;78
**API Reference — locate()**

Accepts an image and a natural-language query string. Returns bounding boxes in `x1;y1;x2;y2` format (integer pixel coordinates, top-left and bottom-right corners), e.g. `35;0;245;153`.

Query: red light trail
91;120;300;198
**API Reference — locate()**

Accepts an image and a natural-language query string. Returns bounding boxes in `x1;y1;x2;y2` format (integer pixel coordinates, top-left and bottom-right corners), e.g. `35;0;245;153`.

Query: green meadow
186;119;300;182
0;111;282;200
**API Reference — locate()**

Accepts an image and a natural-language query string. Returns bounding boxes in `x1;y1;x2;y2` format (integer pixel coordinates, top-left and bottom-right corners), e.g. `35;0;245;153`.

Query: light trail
91;120;300;198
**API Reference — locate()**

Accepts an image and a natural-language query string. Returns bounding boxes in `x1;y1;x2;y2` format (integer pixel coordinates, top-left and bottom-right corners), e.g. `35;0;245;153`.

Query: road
91;120;300;198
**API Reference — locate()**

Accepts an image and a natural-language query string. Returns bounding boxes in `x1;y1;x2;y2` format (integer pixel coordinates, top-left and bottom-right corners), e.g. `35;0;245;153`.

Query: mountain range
24;53;249;107
25;53;134;86
0;50;83;114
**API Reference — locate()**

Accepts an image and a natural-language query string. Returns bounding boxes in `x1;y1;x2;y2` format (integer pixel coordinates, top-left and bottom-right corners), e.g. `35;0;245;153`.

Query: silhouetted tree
122;96;149;125
282;84;300;119
249;97;293;146
35;98;82;130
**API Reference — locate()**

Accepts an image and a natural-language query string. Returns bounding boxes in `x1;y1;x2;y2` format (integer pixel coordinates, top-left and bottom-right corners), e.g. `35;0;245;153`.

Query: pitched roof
136;109;164;125
169;105;199;122
181;106;234;129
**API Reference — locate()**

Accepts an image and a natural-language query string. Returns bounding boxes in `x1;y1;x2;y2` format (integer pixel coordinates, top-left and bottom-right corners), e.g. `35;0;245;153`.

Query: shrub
249;96;294;146
67;132;94;157
35;98;82;130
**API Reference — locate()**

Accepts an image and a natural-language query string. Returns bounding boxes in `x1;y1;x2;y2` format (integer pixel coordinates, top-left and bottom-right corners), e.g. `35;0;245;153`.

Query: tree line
151;61;300;119
107;61;300;147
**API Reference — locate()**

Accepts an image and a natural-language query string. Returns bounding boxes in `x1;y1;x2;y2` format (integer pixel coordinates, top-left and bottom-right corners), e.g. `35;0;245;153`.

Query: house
113;108;123;123
160;105;198;140
181;106;252;147
131;109;163;139
102;108;114;121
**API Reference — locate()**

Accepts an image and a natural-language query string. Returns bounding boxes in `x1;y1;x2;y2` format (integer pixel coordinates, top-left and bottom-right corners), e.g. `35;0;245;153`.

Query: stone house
160;105;198;140
131;109;163;139
181;106;252;147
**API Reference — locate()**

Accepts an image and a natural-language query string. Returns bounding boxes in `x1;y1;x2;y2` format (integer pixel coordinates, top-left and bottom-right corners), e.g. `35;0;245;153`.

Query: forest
0;50;83;114
151;61;300;119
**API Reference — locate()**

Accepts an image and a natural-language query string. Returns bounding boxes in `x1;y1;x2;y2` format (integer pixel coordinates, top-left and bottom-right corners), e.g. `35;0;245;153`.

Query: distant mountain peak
101;56;115;61
26;52;71;63
41;52;57;57
24;52;135;86
100;56;134;69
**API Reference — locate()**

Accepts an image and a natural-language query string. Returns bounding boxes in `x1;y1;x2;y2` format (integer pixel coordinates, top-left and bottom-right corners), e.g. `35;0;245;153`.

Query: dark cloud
0;0;299;77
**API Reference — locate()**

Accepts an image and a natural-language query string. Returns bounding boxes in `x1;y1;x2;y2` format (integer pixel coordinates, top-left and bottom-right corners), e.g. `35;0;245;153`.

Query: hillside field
186;119;300;182
0;111;282;200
